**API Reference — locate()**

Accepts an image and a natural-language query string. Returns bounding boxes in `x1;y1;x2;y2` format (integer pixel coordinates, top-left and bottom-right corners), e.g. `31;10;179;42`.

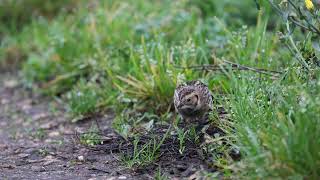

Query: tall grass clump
228;69;320;179
223;1;320;179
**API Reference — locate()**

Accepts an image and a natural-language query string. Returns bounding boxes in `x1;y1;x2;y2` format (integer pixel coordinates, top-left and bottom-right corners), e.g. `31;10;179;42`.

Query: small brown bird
174;80;213;124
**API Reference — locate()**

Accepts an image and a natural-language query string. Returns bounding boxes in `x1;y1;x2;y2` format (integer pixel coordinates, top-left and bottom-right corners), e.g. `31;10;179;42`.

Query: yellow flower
305;0;314;10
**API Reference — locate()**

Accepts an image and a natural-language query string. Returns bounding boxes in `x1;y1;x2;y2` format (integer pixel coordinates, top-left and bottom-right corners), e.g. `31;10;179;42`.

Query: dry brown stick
221;59;282;75
175;65;277;76
174;61;282;77
181;61;282;74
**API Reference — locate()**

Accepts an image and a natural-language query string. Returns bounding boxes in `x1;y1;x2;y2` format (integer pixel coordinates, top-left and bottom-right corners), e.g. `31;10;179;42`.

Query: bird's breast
178;107;202;117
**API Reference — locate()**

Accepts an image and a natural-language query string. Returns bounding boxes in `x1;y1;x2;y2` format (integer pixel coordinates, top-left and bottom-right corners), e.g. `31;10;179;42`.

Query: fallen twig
174;59;282;77
222;59;282;75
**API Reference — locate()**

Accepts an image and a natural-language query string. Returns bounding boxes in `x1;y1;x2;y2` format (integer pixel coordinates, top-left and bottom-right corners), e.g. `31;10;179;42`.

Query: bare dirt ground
0;72;217;180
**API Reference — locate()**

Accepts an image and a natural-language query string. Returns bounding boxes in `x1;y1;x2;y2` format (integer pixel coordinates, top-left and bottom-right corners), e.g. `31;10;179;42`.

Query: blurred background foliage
0;0;80;31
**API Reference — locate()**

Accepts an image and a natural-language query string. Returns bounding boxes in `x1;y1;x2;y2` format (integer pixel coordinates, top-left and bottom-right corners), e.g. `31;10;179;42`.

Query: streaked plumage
174;80;213;124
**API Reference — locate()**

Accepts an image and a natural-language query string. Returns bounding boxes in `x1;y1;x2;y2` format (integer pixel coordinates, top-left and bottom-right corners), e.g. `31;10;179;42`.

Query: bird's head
178;91;199;110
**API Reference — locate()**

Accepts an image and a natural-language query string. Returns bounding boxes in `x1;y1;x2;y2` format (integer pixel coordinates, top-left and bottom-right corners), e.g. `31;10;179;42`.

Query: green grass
226;69;320;179
1;0;320;179
154;167;169;180
79;129;103;147
66;79;102;120
176;126;189;154
121;128;170;169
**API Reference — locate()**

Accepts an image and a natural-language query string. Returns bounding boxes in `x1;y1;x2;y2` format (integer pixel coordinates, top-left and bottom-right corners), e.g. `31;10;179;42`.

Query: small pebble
31;165;45;172
118;176;127;180
78;155;85;161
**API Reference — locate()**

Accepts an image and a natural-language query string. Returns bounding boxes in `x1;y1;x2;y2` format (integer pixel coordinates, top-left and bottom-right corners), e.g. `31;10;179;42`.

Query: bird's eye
187;98;191;102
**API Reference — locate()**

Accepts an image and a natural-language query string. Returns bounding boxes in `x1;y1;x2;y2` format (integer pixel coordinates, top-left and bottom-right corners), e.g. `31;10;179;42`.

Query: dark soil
0;72;222;180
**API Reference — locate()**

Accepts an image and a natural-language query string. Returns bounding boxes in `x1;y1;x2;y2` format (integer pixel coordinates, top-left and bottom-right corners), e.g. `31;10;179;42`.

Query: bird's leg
182;117;192;127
